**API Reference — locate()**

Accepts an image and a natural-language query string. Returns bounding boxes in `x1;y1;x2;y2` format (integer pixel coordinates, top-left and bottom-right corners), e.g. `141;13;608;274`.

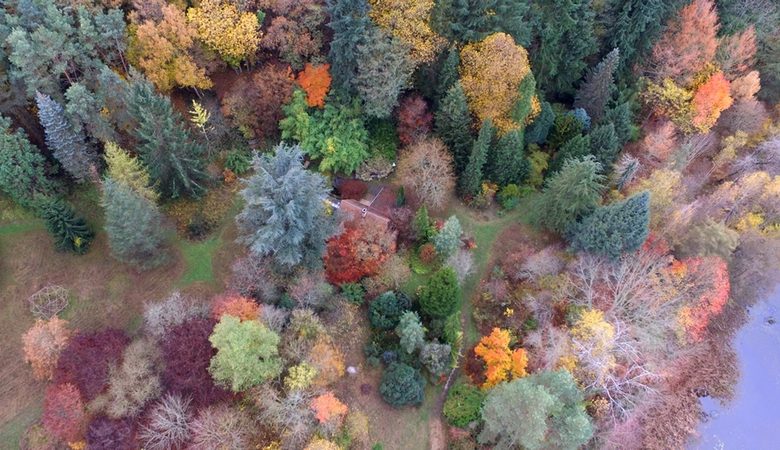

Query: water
690;287;780;449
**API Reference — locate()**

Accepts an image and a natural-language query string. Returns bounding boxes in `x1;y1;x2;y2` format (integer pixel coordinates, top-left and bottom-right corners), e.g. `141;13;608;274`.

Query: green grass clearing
177;235;222;287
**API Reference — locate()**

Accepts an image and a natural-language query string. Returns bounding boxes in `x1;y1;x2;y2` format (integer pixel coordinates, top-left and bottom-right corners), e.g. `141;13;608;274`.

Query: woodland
1;0;780;449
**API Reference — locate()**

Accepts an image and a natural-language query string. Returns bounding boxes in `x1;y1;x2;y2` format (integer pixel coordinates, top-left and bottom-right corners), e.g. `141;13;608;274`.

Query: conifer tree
588;123;620;172
35;92;96;183
604;102;634;145
459;119;493;197
433;215;462;257
608;0;670;76
524;101;554;145
549;134;591;173
327;0;372;93
355;27;414;118
568;191;650;259
126;76;207;199
103;142;158;203
537;156;605;233
435;47;460;103
37;196;93;254
435;82;473;175
574;48;619;123
0;116;57;209
102;178;167;268
487;129;529;186
434;0;531;45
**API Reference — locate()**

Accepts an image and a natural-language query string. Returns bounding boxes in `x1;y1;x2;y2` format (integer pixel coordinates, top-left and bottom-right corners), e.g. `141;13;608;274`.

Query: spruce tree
487;129;529;186
434;0;531;46
459;119;493;197
103;142;158;202
574;48;619;123
589;123;620;172
126;76;207;199
568;191;650;259
35;92;97;183
355;27;414;118
604;101;634;145
525;100;554;145
102;178;167;268
537;156;605;233
435;47;460;103
435;82;473;175
608;0;672;76
327;0;372;93
0;115;57;208
549;134;591;173
37;196;93;254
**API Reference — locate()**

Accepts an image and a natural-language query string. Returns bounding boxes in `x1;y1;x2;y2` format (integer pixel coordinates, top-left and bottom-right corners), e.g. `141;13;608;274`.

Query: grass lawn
176;235;222;287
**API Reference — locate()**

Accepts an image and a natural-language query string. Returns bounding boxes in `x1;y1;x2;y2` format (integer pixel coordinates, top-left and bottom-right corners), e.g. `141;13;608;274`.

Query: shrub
443;382;485;428
340;283;366;305
379;363;425;407
42;383;86;442
86;417;136;450
367;119;399;161
356;156;395;181
55;329;129;401
143;291;204;340
211;293;261;321
38;197;94;254
138;394;192;450
289;270;334;310
229;255;281;303
189;405;251;450
285;363;318;391
497;184;521;209
224;150;251;175
311;391;348;426
418;267;460;319
432;215;462;258
22;317;71;381
307;340;346;388
418;243;437;264
420;342;452;376
369;291;411;330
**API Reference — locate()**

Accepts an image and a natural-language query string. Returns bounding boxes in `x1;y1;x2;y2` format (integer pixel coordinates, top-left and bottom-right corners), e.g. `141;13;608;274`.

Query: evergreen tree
487;129;529;186
0;115;57;209
531;0;598;95
396;311;425;354
419;267;460;319
550;134;591;173
524;100;554;145
103;142;158;203
327;0;372;93
574;48;619;123
413;205;435;242
604;101;634;145
355;27;414;118
35;92;96;183
459;119;493;197
589;123;620;172
102;178;167;268
433;215;462;257
37;196;93;254
434;0;531;45
568;191;650;259
126;76;207;199
608;0;668;76
65;83;115;144
537;156;605;233
380;363;425;407
236;143;338;271
435;46;460;103
435;82;473;175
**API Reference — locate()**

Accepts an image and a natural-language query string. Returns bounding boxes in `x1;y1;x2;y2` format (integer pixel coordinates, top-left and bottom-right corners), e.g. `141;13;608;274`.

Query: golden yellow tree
187;0;261;67
368;0;444;64
570;309;616;383
460;33;533;134
474;327;528;389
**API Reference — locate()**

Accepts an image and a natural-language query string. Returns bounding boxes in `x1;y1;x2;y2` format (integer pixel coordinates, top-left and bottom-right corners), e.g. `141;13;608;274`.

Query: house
331;182;395;229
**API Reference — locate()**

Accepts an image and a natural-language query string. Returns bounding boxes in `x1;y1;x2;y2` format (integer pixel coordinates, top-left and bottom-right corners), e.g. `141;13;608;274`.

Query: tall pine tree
459;119;493;197
588;123;620;172
608;0;669;76
537;156;605;233
355;26;414;118
487;129;529;186
0;115;57;209
568;191;650;259
36;92;97;183
435;46;460;103
435;82;473;175
574;48;619;123
126;76;207;199
37;196;93;254
327;0;372;93
433;0;531;46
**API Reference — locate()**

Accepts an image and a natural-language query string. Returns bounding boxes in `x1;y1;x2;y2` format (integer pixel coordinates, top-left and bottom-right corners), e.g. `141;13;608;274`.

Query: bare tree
396;138;455;210
139;394;192;450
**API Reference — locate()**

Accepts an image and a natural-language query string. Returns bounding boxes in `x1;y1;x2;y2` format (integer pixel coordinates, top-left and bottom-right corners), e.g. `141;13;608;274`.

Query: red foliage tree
54;329;129;401
297;63;331;108
338;179;368;200
211;293;261;321
324;221;397;284
161;318;230;406
691;71;733;132
397;94;433;146
86;416;137;450
260;0;325;69
677;256;730;342
221;64;295;139
41;383;86;442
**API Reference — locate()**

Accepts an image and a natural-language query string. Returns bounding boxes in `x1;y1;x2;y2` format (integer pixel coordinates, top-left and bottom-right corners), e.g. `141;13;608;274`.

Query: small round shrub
340;283;366;305
368;291;411;330
443;382;485;428
497;184;521;210
379;363;425;407
224;150;252;175
418;243;437;264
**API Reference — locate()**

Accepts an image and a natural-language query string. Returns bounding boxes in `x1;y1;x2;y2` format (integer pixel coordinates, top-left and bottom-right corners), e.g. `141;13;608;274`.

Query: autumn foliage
691;71;733;131
324;221;397;284
677;256;731;342
474;328;528;388
221;64;295;139
297;63;331;108
367;0;444;64
211;294;261;321
22;317;71;381
54;329;129;401
310;391;348;425
397;94;433;146
42;383;86;442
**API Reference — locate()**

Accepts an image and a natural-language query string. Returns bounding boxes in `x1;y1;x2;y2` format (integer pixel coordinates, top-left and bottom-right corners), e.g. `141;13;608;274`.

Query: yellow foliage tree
187;0;261;67
459;33;533;134
474;327;528;389
631;169;682;228
104;142;159;202
304;438;341;450
570;309;617;385
368;0;444;64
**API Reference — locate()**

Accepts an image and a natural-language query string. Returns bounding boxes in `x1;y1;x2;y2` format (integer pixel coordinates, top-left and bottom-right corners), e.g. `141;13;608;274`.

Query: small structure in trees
29;285;69;320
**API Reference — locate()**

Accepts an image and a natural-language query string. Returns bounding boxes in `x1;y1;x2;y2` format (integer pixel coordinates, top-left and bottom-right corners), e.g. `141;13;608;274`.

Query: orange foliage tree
297;63;331;108
473;328;528;388
460;33;533;134
211;293;261;321
676;256;730;342
324;221;397;284
310;391;348;425
41;383;86;442
692;71;733;132
22;317;71;381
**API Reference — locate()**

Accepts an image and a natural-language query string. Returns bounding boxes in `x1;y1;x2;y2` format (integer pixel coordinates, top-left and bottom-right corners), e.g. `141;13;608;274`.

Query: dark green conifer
568;191;650;259
38;196;93;254
435;82;473;175
459;119;493;197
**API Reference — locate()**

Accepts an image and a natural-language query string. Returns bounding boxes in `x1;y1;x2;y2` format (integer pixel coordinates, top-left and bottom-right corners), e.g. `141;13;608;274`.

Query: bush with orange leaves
324;220;397;285
676;256;730;342
306;339;346;387
22;317;71;381
310;391;348;426
211;294;260;321
692;71;733;132
474;328;528;388
297;64;331;108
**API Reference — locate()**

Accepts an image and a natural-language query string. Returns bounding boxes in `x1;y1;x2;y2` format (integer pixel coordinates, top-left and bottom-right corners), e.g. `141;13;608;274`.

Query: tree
647;0;719;84
478;370;593;450
588;123;621;172
143;291;204;340
22;317;71;381
568;191;650;259
222;64;295;140
86;416;137;450
38;196;94;254
396;138;455;210
474;328;527;388
368;0;445;64
433;0;531;45
460;119;494;197
65;82;116;143
487;129;529;186
605;101;635;145
129;4;212;92
138;394;193;450
310;392;348;425
126;76;207;199
236;143;338;270
0;116;56;208
297;63;332;108
208;315;282;392
42;383;86;442
717;26;757;80
261;0;327;69
443;382;484;427
326;0;372;92
691;71;733;132
531;0;597;95
419;267;460;319
459;33;533;133
55;329;129;401
354;27;414;118
677;256;730;342
574;48;619;123
285;363;318;391
103;142;158;202
678;219;740;260
537;156;605;233
368;291;411;329
420;341;452;376
187;0;260;67
211;294;260;321
549;134;591;174
396;311;425;354
607;0;670;76
324;221;397;284
435;82;473;175
433;215;462;257
36;92;96;182
279;89;370;174
102;179;167;269
188;405;251;450
379;363;425;406
397;94;433;146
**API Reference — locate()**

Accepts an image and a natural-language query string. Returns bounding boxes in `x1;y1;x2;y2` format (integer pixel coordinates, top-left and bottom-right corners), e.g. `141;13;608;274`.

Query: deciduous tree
691;71;733;132
324;221;397;284
297;63;331;108
261;0;326;69
55;329;130;401
22;317;71;381
310;391;348;425
211;294;260;321
474;328;527;388
396;138;455;210
42;383;86;442
397;94;433;146
187;0;260;67
368;0;445;64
